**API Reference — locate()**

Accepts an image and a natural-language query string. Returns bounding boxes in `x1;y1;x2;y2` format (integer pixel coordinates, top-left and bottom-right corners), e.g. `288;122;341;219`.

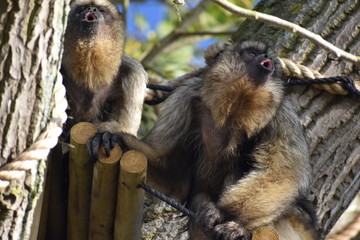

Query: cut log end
98;144;123;164
70;122;97;144
120;150;147;174
252;226;279;240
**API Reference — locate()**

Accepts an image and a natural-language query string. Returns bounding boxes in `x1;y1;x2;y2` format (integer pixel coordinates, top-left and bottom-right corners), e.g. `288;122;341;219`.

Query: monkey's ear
204;41;231;65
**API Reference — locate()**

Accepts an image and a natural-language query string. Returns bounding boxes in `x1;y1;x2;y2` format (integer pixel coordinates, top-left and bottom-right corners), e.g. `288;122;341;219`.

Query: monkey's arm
218;102;311;231
122;78;200;158
97;54;148;135
90;78;201;199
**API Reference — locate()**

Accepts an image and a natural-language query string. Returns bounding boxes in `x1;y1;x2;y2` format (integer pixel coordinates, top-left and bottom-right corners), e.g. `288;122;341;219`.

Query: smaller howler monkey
89;41;318;239
62;0;147;135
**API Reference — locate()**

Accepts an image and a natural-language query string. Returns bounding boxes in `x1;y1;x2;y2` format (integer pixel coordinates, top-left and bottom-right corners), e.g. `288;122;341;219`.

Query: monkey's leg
218;166;299;231
192;193;251;240
193;193;225;230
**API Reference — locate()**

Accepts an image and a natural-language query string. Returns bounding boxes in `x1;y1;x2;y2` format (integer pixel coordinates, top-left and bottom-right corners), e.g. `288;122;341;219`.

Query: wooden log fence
65;122;147;240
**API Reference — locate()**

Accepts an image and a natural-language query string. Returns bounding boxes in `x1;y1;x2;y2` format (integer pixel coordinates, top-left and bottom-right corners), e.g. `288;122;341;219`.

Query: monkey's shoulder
117;54;148;85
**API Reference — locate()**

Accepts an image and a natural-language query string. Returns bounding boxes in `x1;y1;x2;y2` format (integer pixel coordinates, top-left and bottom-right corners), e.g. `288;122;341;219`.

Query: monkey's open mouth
261;59;273;70
84;12;97;21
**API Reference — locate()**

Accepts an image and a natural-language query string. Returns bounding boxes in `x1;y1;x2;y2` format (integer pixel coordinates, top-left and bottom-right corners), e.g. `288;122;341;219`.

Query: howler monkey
89;41;318;239
62;0;147;135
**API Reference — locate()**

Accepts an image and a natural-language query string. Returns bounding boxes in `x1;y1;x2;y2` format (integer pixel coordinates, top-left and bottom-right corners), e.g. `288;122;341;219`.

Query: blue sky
124;0;215;66
125;0;206;40
122;1;259;67
126;0;168;40
125;0;260;39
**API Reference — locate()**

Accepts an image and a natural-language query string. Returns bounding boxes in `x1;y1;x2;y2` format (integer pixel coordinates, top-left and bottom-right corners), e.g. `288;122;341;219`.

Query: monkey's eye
98;7;107;14
242;50;257;61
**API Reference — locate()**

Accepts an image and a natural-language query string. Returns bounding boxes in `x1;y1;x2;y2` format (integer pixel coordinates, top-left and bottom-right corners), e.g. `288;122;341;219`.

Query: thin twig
209;0;360;65
140;0;211;67
176;31;233;37
120;0;129;23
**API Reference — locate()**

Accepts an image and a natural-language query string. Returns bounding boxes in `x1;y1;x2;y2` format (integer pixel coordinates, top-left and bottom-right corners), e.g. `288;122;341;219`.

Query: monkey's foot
213;221;251;240
87;131;117;161
195;201;225;231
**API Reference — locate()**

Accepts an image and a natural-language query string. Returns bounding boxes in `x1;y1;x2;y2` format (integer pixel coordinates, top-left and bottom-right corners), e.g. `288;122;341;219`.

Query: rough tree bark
0;0;69;239
141;0;360;239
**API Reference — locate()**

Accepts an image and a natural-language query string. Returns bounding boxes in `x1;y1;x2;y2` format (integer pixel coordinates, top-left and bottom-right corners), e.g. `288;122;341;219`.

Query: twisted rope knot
279;58;360;96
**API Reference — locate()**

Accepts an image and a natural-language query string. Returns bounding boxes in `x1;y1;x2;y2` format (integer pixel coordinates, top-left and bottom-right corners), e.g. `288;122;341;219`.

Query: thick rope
279;58;360;95
325;214;360;240
138;182;196;218
0;76;68;185
145;84;176;105
287;76;360;97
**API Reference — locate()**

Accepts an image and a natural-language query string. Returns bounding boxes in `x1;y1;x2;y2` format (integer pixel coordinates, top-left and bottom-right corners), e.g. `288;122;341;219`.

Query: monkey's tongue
261;59;273;70
84;12;97;21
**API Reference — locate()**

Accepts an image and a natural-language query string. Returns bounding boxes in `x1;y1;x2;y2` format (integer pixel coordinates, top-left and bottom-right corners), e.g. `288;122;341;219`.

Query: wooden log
89;144;123;240
252;226;279;240
115;150;148;240
38;144;67;240
67;122;97;240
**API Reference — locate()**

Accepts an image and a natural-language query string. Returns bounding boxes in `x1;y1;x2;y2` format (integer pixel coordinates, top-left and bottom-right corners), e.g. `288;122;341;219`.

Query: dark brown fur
97;41;318;239
62;0;147;134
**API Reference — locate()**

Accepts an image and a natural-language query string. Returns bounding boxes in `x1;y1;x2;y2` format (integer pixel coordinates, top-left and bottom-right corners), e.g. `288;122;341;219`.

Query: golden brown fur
90;41;318;239
62;0;147;134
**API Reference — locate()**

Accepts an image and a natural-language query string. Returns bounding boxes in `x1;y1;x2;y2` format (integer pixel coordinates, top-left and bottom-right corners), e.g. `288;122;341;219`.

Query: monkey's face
67;0;124;39
239;46;275;85
201;41;284;131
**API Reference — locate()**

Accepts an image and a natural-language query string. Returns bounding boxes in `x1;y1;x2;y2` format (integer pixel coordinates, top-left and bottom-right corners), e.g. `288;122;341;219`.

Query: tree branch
209;0;360;65
140;0;211;67
176;31;233;37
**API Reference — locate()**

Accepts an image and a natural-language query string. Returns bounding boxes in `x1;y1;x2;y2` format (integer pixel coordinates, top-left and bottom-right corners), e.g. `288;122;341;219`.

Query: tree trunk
0;0;69;239
141;0;360;239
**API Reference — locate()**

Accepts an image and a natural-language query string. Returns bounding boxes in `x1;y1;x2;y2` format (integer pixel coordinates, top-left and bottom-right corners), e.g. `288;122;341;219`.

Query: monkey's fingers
213;221;249;240
110;134;117;149
102;131;114;157
87;133;103;162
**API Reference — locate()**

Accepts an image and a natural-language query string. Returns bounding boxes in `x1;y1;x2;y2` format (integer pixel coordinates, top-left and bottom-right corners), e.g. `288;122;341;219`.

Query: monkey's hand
87;131;118;162
213;221;251;240
195;201;225;233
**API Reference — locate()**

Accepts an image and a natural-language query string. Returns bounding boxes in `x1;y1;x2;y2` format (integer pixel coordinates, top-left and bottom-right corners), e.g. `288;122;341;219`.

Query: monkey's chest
195;129;256;196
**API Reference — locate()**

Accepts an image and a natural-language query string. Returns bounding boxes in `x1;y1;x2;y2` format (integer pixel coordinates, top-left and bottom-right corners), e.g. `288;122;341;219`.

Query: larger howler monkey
62;0;147;135
90;41;318;239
